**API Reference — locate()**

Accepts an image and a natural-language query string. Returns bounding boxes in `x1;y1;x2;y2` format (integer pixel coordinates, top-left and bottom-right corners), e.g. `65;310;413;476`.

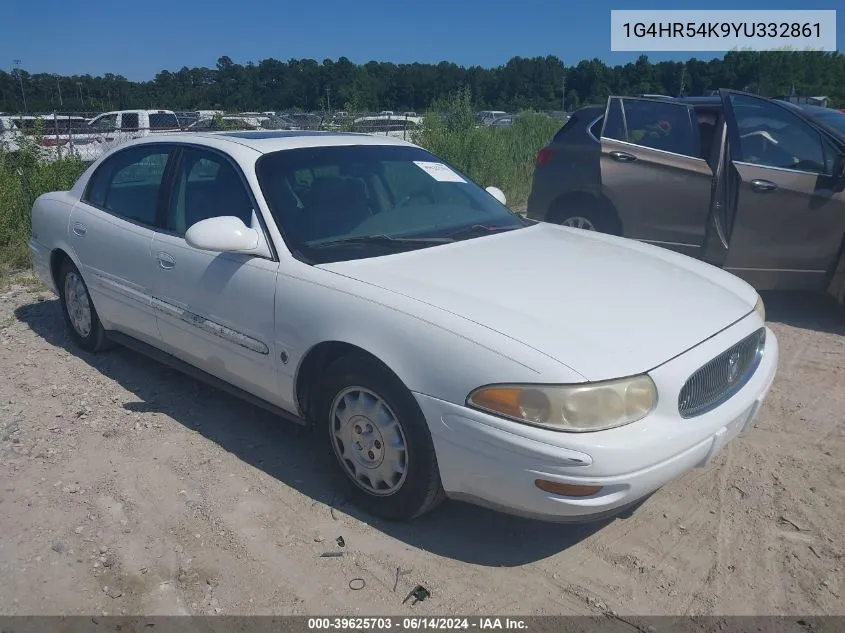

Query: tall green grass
0;139;86;272
413;88;561;208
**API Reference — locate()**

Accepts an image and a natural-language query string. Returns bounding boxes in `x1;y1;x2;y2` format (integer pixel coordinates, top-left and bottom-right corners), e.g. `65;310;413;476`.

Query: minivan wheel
316;354;445;521
560;215;597;231
58;260;110;352
548;198;620;235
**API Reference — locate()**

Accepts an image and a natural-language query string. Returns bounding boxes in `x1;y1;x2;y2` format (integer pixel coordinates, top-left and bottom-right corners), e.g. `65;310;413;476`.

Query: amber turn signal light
534;479;602;497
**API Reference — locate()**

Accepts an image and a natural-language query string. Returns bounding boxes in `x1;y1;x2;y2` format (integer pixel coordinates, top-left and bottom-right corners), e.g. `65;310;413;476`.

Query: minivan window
607;99;701;158
730;94;831;175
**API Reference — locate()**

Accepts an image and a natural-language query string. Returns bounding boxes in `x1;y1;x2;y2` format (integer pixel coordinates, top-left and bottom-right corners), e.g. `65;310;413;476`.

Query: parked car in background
0;114;102;162
174;111;200;129
88;109;181;139
285;113;323;129
489;114;518;127
527;91;845;304
187;115;266;132
476;110;507;125
29;130;777;522
352;114;421;139
263;115;301;130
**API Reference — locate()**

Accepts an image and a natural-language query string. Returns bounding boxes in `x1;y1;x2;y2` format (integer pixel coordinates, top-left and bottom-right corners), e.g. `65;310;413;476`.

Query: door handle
750;179;778;193
609;151;637;163
156;252;176;270
72;223;87;237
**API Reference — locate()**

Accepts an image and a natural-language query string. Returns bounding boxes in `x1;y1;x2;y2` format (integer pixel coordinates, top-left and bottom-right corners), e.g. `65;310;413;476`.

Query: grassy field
0;142;87;273
0;101;560;271
413;89;561;207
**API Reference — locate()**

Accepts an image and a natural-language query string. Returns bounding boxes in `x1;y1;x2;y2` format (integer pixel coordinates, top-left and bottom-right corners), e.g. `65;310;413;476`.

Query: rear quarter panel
29;191;82;293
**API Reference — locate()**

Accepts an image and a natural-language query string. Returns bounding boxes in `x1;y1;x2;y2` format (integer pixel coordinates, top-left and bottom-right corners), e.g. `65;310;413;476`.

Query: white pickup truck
87;109;181;153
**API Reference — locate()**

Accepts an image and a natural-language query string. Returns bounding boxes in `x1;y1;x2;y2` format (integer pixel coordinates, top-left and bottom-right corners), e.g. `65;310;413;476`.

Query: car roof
111;130;416;154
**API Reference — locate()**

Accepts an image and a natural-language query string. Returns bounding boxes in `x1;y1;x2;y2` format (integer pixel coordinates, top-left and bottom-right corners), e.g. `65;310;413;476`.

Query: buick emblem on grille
727;351;741;383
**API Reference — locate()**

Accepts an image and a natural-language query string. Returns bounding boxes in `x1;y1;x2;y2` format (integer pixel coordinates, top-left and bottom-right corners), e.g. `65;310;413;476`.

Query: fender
826;248;845;305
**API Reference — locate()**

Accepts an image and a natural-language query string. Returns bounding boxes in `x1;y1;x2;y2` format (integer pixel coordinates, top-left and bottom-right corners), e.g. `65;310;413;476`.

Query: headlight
754;295;766;323
466;375;658;432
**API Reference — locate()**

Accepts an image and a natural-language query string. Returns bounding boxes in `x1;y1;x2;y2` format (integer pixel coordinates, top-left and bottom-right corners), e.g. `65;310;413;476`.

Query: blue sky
2;0;841;80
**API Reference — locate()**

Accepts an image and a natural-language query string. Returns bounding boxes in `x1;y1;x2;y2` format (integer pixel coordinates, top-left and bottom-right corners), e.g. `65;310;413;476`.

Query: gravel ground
0;272;843;617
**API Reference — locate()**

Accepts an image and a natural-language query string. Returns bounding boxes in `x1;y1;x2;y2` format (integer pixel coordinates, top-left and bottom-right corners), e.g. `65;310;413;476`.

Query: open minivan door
718;89;845;292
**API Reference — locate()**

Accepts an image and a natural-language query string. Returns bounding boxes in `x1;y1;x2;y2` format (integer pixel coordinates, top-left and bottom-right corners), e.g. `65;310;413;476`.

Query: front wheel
316;354;445;521
548;198;620;235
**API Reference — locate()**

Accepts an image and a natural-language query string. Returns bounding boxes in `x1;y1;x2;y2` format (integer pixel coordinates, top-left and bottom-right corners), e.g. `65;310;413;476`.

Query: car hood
318;223;756;380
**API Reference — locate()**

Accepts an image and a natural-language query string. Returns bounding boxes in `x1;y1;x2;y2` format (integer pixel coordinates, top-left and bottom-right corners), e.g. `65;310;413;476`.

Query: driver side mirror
185;216;268;256
485;186;507;206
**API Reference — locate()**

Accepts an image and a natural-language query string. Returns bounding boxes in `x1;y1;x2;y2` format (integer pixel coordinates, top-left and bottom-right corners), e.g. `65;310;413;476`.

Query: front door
719;90;845;291
599;96;714;257
148;145;281;404
69;143;174;344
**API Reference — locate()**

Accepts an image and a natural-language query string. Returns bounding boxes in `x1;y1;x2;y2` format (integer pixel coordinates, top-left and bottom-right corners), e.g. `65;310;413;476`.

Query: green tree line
1;51;843;114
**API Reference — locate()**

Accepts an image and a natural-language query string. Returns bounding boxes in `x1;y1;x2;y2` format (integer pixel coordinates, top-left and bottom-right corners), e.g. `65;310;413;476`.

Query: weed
413;88;560;208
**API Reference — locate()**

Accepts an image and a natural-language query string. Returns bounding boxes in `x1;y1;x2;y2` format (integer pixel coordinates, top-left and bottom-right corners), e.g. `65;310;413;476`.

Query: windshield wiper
443;224;522;239
309;234;454;249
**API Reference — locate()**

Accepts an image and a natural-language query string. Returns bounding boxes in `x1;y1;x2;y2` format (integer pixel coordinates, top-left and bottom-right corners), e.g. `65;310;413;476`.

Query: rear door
599;96;713;256
719;90;845;290
70;143;175;344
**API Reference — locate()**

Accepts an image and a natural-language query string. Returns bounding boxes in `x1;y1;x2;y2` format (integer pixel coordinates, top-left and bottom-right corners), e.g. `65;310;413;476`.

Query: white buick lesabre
29;131;779;522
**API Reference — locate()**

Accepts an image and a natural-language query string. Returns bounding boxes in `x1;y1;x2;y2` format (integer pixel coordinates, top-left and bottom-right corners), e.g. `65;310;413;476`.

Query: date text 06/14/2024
307;618;529;630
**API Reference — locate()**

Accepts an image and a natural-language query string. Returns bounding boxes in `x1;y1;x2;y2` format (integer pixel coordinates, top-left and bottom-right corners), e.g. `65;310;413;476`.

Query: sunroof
214;130;369;140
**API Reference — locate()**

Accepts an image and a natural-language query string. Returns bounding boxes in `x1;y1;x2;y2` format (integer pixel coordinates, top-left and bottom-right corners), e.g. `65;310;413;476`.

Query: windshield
255;144;527;264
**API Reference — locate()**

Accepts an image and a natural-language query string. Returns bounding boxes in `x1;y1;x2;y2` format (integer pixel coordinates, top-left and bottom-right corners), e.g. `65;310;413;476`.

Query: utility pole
561;61;566;111
326;87;331;113
56;74;63;107
678;65;686;97
13;59;27;113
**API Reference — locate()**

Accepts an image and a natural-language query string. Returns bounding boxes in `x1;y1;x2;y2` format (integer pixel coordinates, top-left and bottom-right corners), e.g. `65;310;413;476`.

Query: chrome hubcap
562;216;596;230
64;272;92;337
330;387;408;496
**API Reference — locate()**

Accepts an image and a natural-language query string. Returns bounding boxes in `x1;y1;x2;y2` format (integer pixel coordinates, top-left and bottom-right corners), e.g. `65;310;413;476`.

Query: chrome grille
678;328;765;418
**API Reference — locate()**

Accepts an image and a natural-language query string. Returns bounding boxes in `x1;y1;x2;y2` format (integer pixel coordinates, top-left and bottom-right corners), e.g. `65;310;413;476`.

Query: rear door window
602;98;701;159
83;145;172;225
120;113;140;131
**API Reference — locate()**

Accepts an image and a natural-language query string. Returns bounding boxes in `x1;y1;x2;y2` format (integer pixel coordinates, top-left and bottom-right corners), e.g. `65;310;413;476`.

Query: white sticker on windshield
413;161;466;183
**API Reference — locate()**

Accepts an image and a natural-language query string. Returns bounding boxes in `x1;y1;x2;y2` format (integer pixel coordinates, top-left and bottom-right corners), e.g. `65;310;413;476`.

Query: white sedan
29;131;779;522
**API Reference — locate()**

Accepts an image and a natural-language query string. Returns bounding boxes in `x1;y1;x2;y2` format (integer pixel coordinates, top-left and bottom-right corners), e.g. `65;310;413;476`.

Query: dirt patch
0;272;842;616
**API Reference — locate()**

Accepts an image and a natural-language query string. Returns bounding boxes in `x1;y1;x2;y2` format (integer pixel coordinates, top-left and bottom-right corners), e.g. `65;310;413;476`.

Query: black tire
548;197;619;234
316;354;445;521
58;259;110;353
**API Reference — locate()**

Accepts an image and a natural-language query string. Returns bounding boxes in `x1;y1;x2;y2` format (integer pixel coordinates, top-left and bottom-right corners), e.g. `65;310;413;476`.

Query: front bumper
415;318;779;522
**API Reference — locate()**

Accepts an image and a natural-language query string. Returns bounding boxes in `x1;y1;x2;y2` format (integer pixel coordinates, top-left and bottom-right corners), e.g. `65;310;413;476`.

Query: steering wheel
396;190;436;208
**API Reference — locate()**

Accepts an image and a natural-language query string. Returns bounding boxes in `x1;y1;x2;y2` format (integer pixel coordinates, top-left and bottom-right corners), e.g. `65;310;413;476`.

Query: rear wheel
58;259;110;353
316;354;445;521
